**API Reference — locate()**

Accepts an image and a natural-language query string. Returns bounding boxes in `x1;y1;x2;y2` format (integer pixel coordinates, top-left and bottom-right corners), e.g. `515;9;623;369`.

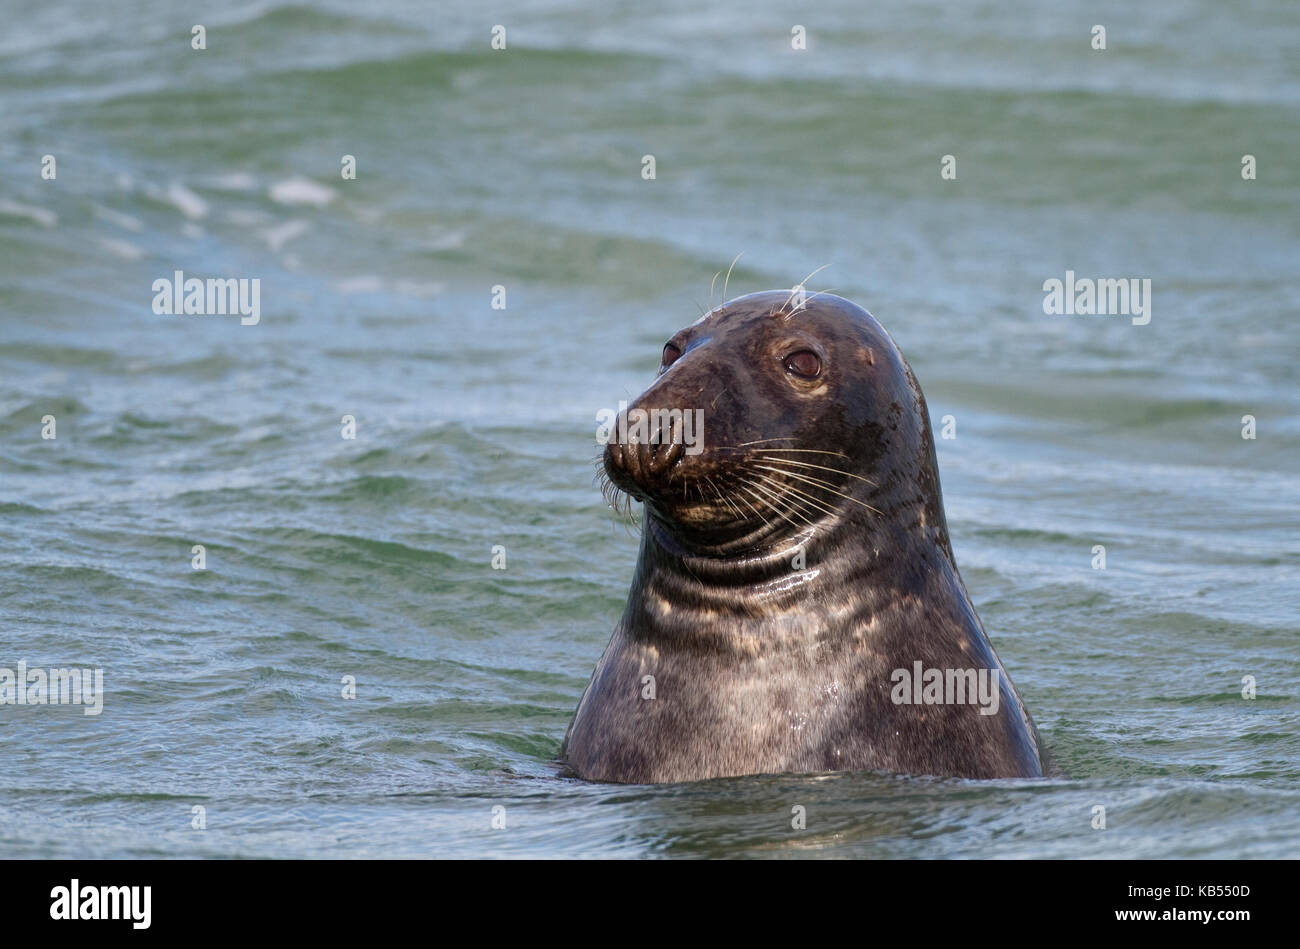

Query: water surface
1;0;1297;858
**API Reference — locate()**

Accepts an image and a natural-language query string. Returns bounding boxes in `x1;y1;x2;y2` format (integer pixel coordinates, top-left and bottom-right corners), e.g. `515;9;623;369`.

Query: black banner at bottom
2;858;1276;935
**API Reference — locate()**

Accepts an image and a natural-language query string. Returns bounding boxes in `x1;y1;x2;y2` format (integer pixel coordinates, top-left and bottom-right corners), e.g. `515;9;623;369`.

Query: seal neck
630;507;928;633
644;513;821;587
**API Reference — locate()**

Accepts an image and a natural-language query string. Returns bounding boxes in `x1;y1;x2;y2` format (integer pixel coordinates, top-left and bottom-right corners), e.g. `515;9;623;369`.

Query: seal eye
662;343;682;368
783;350;822;379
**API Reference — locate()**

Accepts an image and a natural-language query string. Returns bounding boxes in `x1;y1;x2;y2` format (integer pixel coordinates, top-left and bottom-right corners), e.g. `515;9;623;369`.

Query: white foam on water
0;200;57;228
269;176;336;207
261;219;310;252
98;237;145;260
335;275;385;294
331;276;445;297
92;204;144;232
164;182;209;220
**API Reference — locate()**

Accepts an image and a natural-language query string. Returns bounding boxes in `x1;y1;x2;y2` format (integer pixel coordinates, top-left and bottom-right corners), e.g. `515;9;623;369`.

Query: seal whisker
594;455;640;530
732;483;767;526
743;473;832;525
734;484;774;531
744;475;809;524
782;264;831;312
755;460;875;501
751;456;879;487
738;477;810;530
704;474;745;520
795;263;832;289
735;478;794;530
753;462;861;493
743;473;824;528
750;471;841;521
722;251;744;306
704;475;725;513
716;444;879;487
761;476;832;529
802;286;841;308
749;471;841;522
746;447;849;457
754;464;885;516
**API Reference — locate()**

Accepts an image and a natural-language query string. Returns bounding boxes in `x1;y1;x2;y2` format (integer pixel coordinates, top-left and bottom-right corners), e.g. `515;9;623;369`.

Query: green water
0;0;1297;857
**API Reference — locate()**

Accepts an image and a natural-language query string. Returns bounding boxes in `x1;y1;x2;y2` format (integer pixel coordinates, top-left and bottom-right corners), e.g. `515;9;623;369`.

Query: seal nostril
605;442;639;484
649;438;684;474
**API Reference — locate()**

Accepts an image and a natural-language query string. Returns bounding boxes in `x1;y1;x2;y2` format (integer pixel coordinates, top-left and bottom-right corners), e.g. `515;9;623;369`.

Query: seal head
564;290;1043;782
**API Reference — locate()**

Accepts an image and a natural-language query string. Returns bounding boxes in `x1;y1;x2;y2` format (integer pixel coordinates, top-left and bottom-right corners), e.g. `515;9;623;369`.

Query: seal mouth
600;437;878;556
600;435;733;538
644;502;809;559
